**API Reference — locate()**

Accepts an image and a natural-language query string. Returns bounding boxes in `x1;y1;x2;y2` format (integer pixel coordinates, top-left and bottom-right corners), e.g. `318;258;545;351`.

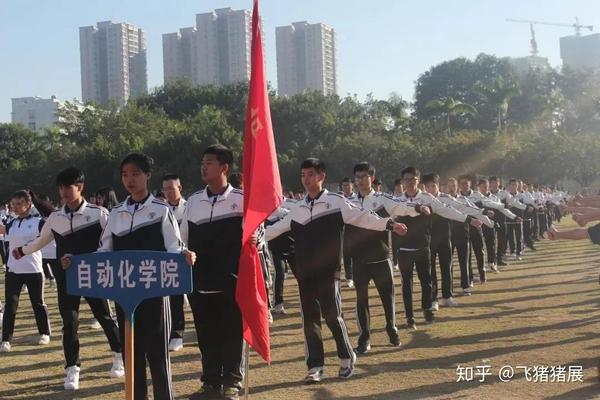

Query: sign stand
125;316;135;400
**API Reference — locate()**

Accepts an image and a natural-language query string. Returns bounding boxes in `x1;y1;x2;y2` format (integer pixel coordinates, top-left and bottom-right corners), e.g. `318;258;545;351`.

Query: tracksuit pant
169;295;185;340
298;271;353;369
353;259;397;347
482;225;496;264
469;226;486;283
495;219;508;263
116;297;173;400
430;239;453;300
51;262;121;368
507;220;523;256
452;237;471;290
398;248;432;322
2;271;51;342
189;291;244;389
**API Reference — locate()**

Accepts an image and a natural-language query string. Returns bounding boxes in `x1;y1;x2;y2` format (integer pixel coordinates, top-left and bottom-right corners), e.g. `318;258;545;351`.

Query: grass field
0;219;599;400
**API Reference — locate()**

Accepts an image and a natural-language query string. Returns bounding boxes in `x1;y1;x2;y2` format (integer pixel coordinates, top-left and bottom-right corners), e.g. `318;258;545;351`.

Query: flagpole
244;341;250;400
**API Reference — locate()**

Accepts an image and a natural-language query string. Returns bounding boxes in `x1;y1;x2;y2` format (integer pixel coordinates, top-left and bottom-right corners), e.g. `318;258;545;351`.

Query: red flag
235;0;282;364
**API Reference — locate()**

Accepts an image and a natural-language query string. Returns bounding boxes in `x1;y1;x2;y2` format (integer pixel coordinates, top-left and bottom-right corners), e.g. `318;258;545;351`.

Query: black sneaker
389;332;401;347
190;384;222;400
355;342;371;354
406;319;417;331
223;386;240;400
424;309;435;324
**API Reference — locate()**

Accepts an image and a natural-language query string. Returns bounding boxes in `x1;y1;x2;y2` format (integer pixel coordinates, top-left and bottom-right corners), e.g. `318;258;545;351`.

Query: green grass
1;219;599;399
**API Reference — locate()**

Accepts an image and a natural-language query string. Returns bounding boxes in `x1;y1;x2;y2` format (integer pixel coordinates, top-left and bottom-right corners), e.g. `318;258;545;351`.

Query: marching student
519;182;538;250
346;162;422;354
339;177;356;288
489;177;518;266
506;179;528;260
0;191;51;353
12;168;123;390
395;169;475;327
162;173;188;352
421;174;486;308
457;175;488;284
95;153;195;400
266;158;408;383
180;145;247;400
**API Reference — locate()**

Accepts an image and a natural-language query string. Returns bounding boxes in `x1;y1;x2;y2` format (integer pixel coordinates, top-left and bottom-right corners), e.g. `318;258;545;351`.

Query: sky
1;0;600;123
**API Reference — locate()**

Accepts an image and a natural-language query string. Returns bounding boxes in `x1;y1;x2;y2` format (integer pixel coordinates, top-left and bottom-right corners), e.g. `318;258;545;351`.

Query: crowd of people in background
0;143;596;400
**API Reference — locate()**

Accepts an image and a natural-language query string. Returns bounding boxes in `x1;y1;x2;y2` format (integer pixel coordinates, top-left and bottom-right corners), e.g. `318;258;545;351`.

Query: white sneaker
184;294;190;307
304;366;324;383
514;254;522;261
272;303;286;315
430;301;439;311
168;338;183;352
110;352;125;378
38;334;50;345
89;319;101;329
489;263;499;273
469;281;475;287
462;288;472;296
339;351;357;378
0;341;10;353
439;297;459;307
64;365;80;390
346;279;354;288
393;264;400;271
268;310;274;324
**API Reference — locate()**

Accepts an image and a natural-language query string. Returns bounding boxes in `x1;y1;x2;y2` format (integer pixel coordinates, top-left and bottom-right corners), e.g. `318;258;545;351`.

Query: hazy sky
1;0;599;122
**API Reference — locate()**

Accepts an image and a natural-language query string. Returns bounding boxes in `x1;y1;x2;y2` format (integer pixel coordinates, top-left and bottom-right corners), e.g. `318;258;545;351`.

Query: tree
425;97;477;136
475;75;521;132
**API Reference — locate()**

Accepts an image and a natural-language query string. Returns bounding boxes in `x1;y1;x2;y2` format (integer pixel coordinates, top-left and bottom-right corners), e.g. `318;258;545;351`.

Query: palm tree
425;97;477;136
476;76;521;132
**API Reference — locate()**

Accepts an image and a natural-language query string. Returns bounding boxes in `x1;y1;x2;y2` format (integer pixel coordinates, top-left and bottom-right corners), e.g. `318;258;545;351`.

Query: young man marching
266;158;408;383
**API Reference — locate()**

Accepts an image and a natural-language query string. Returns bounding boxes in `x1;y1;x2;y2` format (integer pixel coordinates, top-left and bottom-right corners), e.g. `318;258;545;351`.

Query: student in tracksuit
266;158;408;383
339;177;356;288
13;168;123;390
345;162;422;354
161;173;188;353
96;153;195;400
422;174;488;307
0;190;51;352
505;179;528;261
180;145;247;400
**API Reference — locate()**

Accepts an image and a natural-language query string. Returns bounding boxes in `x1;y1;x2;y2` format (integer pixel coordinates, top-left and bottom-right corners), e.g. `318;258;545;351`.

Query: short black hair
120;152;153;174
12;190;31;202
457;174;472;183
478;178;489;185
353;162;376;177
300;158;326;174
508;178;518;185
394;178;403;186
340;177;353;184
373;178;382;185
162;173;180;182
489;176;499;183
56;167;85;187
401;166;420;178
422;173;440;184
203;144;234;169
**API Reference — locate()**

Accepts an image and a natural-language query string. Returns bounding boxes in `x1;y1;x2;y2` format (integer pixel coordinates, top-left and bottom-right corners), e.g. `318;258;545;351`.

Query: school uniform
180;184;245;391
345;189;419;347
2;214;51;343
266;189;393;370
98;194;183;400
167;198;187;343
18;200;121;369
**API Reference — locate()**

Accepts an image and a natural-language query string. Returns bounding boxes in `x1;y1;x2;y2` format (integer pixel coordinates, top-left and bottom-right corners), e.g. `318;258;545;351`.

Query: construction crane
506;17;594;56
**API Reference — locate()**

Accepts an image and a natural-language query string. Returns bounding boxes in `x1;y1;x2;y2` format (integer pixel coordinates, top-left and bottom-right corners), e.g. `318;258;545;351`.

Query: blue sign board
67;251;192;315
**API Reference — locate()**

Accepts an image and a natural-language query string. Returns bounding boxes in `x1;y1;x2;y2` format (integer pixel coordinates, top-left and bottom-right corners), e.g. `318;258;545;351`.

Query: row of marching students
265;159;566;384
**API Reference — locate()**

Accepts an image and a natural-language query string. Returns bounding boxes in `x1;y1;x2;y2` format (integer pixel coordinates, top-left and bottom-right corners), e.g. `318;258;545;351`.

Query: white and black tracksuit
395;190;470;322
430;193;493;299
167;198;187;342
345;190;419;347
99;194;183;400
515;190;537;248
2;214;51;343
266;189;393;369
491;189;524;263
18;200;121;369
180;185;244;390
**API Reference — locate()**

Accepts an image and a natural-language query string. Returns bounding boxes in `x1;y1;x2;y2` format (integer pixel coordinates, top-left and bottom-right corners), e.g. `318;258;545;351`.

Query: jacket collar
63;199;87;215
199;184;234;203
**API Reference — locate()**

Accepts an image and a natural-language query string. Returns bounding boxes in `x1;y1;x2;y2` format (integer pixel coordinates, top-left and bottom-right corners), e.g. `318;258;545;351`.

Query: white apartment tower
276;21;337;96
80;21;147;106
163;8;252;86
